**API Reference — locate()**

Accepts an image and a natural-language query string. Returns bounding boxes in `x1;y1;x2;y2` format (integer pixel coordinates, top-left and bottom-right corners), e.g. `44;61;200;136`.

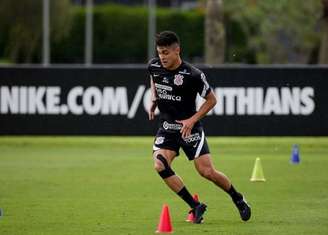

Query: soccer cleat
189;203;207;224
233;196;251;221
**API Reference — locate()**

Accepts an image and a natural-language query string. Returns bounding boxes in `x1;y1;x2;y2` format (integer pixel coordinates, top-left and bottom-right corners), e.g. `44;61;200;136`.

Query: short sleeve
147;58;161;74
147;60;153;74
196;72;211;98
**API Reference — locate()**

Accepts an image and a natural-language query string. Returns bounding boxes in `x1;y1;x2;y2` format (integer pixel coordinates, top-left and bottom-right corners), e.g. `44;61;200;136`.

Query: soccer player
147;31;251;224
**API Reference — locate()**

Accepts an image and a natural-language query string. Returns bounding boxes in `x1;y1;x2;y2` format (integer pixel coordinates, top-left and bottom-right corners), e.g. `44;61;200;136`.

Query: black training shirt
147;58;212;126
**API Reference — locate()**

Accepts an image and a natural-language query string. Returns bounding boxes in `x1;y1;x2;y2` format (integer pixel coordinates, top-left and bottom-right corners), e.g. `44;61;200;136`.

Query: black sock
177;186;199;209
227;185;243;202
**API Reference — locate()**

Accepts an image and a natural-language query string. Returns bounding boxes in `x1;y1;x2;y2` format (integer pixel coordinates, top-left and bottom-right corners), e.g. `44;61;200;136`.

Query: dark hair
156;31;180;47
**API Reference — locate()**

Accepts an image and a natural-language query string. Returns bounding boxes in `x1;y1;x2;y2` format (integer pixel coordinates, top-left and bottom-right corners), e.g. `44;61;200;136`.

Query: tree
319;0;328;64
205;0;225;65
225;0;322;64
0;0;72;63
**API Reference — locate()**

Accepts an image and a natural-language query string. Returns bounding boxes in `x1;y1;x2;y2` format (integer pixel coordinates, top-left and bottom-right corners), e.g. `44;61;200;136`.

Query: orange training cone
156;204;173;233
186;194;199;222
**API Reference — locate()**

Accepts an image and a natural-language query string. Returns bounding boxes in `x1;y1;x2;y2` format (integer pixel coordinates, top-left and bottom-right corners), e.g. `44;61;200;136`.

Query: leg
194;154;251;221
153;149;199;209
153;149;183;192
194;153;231;191
153;149;207;223
153;149;206;224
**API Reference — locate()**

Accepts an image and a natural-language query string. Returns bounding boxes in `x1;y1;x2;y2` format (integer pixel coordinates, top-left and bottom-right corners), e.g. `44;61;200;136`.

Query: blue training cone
290;144;300;164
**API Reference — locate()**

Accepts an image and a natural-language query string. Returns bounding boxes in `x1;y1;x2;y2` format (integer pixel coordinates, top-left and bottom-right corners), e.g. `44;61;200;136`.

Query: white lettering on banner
83;87;102;115
46;87;61;114
255;88;264;115
19;87;27;114
102;87;128;115
224;88;238;115
0;86;19;114
0;86;315;116
237;88;255;115
204;87;315;116
300;87;315;115
127;85;145;119
67;86;83;115
263;87;281;115
28;87;46;114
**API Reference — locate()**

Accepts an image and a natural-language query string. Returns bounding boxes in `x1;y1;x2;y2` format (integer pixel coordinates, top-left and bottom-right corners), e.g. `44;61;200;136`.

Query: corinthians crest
174;74;184;86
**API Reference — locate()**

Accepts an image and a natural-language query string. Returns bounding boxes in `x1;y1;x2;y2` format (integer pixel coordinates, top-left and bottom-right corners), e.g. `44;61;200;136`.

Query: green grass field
0;137;327;235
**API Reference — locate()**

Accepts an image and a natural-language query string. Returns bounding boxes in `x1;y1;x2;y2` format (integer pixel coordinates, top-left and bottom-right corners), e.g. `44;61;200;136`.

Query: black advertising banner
0;66;327;136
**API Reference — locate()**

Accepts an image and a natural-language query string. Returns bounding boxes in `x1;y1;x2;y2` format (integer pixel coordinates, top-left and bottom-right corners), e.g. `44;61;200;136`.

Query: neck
167;57;182;71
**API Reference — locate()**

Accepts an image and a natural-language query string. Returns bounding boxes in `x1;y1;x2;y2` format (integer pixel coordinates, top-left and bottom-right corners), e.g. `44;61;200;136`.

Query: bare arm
148;76;158;120
176;91;217;138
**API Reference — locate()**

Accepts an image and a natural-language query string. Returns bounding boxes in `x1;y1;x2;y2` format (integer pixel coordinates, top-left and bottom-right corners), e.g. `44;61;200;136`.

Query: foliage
0;0;72;63
224;0;322;64
0;1;324;64
51;4;204;64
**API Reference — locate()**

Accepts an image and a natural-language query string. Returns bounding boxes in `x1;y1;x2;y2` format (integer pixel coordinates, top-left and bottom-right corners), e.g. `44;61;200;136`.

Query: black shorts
153;126;210;161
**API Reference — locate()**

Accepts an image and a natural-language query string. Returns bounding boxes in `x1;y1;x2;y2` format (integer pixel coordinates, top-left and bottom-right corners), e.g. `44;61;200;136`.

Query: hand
148;101;157;120
176;118;196;138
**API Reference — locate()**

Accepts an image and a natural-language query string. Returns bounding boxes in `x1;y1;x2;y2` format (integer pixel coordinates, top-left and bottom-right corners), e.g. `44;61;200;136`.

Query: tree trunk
319;0;328;64
205;0;225;65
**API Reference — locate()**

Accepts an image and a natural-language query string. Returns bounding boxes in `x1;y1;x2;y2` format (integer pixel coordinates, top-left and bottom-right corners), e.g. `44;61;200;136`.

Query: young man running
147;31;251;224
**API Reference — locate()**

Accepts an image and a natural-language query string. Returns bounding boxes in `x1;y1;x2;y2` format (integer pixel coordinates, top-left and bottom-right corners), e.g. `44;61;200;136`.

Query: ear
175;46;180;55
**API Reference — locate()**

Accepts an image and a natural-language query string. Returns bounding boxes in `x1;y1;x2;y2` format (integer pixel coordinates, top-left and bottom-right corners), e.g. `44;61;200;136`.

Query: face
156;44;181;70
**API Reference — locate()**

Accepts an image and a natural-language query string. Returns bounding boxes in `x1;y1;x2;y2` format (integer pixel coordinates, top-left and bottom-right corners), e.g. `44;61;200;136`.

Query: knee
199;167;215;180
153;154;175;179
154;160;165;172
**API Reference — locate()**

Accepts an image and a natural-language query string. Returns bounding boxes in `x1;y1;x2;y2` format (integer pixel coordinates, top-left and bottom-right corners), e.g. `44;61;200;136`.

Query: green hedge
0;4;254;64
51;5;205;64
0;2;321;64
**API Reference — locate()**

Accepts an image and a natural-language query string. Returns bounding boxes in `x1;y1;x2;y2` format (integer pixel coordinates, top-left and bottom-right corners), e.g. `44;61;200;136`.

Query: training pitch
0;137;327;235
